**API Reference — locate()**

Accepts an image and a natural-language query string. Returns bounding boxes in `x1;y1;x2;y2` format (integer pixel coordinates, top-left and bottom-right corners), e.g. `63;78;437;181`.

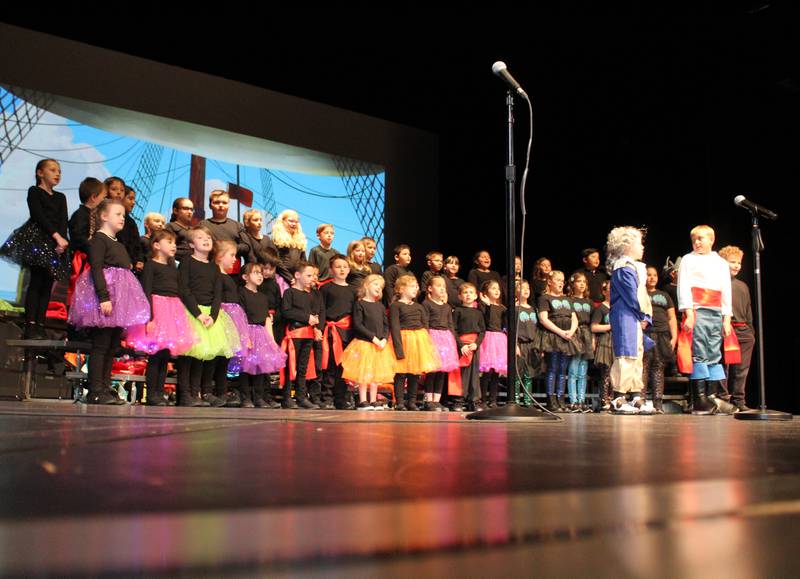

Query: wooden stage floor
0;400;798;577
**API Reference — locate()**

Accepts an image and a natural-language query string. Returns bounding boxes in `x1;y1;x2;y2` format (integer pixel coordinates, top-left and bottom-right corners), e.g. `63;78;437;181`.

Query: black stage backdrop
1;3;798;412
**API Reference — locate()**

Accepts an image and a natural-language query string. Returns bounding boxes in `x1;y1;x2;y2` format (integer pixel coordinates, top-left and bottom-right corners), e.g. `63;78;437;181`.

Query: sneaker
424;402;438;411
282;398;298;409
406;402;420;411
262;398;281;409
357;401;373;411
202;393;226;408
451;403;464;412
610;397;639;415
241;399;255;409
436;402;449;412
224;392;242;407
86;391;121;405
637;400;656;415
372;401;384;411
297;397;318;410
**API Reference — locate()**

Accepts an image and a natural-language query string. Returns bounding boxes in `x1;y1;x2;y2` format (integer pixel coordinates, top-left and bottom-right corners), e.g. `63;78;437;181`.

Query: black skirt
0;219;71;281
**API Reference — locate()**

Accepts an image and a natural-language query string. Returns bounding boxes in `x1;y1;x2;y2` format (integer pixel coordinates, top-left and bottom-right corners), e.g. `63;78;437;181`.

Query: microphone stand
468;91;557;422
735;211;791;421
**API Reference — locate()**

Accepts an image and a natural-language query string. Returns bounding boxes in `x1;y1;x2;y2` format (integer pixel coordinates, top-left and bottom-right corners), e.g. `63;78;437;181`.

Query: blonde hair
208;189;229;205
271;209;307;251
718;245;743;260
214;240;237;263
547;270;565;295
359;273;385;299
316;223;334;235
143;212;165;233
568;271;589;299
605;226;643;271
393;274;418;300
243;209;262;229
690;225;715;241
346;240;370;272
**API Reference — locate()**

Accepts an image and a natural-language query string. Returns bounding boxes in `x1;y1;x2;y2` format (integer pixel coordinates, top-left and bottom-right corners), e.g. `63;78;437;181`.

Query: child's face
692;232;714;255
583;252;600;270
318;227;334;247
396;248;411;267
107;180;125;201
646;268;659;290
539;259;552;275
484;282;501;302
428;278;447;301
331;258;350;281
148;215;165;232
243;268;264;287
103;204;126;234
549;275;564;294
88;188;107;209
190;231;213;254
401;280;419;300
218;249;237;271
247;213;263;234
445;260;460;276
428;255;443;272
459;286;477;306
726;255;742;277
515;257;522;275
311;268;320;287
284;213;299;234
624;234;644;261
352;244;366;263
476;252;491;269
364;241;376;260
571;276;587;297
174;201;194;225
210;195;230;219
365;279;384;300
123;189;136;213
520;283;531;301
262;263;276;279
38;161;61;188
295;266;315;289
153;237;176;258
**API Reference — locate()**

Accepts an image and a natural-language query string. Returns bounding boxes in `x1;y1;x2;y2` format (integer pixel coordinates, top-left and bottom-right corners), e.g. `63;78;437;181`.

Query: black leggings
394;373;420;407
89;327;123;395
426;372;447;395
176;356;217;399
25;266;54;325
146;349;171;401
239;372;266;403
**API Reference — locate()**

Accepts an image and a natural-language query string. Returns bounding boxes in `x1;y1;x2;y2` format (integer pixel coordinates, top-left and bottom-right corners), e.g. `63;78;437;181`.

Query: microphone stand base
734;408;793;421
466;404;560;421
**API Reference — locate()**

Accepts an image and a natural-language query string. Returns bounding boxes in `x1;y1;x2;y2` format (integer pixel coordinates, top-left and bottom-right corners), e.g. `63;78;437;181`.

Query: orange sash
691;287;722;308
280;325;318;385
724;331;741;365
447;333;478;396
677;320;693;374
321;316;352;369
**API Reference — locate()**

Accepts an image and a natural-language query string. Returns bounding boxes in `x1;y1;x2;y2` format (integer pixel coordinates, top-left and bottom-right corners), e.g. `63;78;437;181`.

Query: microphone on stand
734;195;778;220
492;61;528;99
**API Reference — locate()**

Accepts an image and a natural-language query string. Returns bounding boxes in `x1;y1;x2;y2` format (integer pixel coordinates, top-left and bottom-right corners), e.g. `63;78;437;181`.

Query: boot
707;381;737;414
692;380;717;415
521;376;534;406
556;394;568;413
546;394;559;412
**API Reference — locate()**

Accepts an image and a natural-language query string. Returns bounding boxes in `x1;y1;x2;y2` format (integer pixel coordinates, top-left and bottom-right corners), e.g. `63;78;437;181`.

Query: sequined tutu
393;328;442;375
221;302;250;356
240;324;287;375
479;330;508;374
428;328;460;372
341;338;396;385
184;305;239;361
0;219;71;281
125;295;199;356
68;267;150;329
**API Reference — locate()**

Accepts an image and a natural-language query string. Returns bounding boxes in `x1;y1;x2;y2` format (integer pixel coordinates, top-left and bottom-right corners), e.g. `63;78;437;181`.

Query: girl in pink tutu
69;199;150;404
126;230;198;405
422;276;459;411
478;279;508;408
238;262;287;408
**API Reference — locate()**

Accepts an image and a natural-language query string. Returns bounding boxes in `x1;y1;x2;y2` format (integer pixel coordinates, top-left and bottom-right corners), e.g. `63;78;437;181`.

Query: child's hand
248;339;253;349
479;293;491;305
100;301;113;316
469;343;478;351
314;328;323;341
146;321;155;335
378;338;387;350
640;320;649;330
309;314;319;326
683;309;695;331
198;313;213;327
516;345;521;357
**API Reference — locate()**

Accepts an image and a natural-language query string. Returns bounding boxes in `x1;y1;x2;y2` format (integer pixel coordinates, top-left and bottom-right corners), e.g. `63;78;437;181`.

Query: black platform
1;400;799;577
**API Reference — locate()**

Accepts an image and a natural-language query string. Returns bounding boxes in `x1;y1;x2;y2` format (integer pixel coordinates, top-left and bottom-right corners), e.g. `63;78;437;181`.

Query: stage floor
1;400;798;577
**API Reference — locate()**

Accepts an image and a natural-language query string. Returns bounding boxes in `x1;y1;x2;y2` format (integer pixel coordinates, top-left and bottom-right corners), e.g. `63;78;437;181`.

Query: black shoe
104;389;127;405
263;398;281;409
709;395;737;415
451;403;464;412
406;402;419;411
178;394;195;407
282;399;299;409
546;395;559;412
146;397;167;407
296;397;318;409
241;399;255;409
86;391;121;405
224;392;242;407
202;393;226;407
254;398;268;408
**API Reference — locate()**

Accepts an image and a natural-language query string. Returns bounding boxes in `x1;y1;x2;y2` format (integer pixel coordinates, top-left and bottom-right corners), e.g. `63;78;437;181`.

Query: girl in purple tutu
238;262;287;408
68;199;150;404
214;240;249;405
422;276;459;411
126;230;198;406
478;279;508;408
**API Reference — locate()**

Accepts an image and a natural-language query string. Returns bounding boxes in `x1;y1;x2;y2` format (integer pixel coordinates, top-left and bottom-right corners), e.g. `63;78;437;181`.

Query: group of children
1;159;754;414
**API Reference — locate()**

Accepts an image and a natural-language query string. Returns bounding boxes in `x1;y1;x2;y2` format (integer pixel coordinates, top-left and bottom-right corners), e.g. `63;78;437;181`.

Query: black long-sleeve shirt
445;276;465;308
731;277;754;329
275;246;307;283
321;282;357;321
479;302;507;332
258;277;282;313
453;305;486;349
178;256;222;320
165;221;192;262
352;300;388;342
241;231;279;265
390;301;428;359
88;232;132;302
199;218;250;257
27;186;68;239
239;286;270;325
118;213;142;265
139;259;180;321
423;299;455;331
309;245;338;281
281;287;323;330
383;264;409;304
467;269;501;295
68;205;92;255
220;273;241;304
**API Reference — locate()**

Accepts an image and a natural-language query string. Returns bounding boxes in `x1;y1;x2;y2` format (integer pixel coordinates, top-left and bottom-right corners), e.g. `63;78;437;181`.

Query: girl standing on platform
478;279;508;408
531;257;552;300
68;199;150;404
516;280;541;406
238;263;287;408
423;276;460;411
126;230;198;406
390;275;441;410
566;272;594;413
1;159;70;338
591;280;614;411
535;270;578;412
467;251;502;303
271;209;307;285
346;239;371;289
341;274;396;410
177;227;238;406
444;255;465;308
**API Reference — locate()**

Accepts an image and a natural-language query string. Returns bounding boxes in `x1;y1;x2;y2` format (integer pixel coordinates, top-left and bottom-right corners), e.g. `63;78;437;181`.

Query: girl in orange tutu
341;274;396;410
390;274;441;411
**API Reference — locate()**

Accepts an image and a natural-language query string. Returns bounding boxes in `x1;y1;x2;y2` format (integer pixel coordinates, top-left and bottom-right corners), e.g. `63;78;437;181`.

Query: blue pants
568;356;589;403
546;351;571;396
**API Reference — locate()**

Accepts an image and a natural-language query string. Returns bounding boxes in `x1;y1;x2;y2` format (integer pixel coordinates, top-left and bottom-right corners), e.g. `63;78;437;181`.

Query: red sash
691;287;722;308
68;250;88;305
447;332;478;396
321;316;352;369
724;331;741;365
677;319;693;374
280;325;318;385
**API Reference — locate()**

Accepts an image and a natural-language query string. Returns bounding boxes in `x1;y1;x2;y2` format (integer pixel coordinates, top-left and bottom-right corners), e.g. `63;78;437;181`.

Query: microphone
734;195;778;220
492;61;528;99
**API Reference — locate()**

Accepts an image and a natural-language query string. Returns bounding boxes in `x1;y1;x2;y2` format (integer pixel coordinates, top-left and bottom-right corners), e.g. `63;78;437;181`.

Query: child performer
606;226;654;415
307;265;328;408
467;250;502;303
452;283;486;412
280;262;322;409
67;177;106;308
383;244;412;305
320;255;358;410
718;245;754;412
516;280;541;406
531;257;553;300
390;274;441;410
271;209;307;285
140;212;166;263
566;272;594;413
423;276;460;411
362;236;382;274
1;159;70;338
309;224;337;282
341;274;396;409
238;263;287;408
199;190;249;274
420;251;445;298
177;227;238;406
535;270;577;412
126;230;198;406
444;255;465;308
241;209;280;270
165;198;195;263
215;240;251;405
104;178;142;274
346;239;372;290
478;279;508;408
643;265;677;414
677;225;732;415
68;199;150;404
591;281;614;411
